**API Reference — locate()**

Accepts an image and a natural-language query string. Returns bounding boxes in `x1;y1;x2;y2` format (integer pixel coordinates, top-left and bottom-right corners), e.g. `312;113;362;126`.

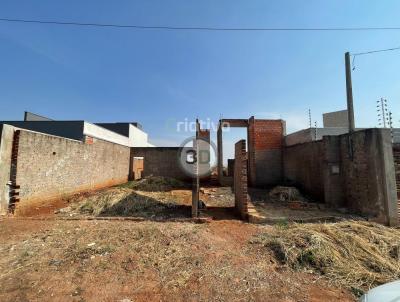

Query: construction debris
269;186;304;202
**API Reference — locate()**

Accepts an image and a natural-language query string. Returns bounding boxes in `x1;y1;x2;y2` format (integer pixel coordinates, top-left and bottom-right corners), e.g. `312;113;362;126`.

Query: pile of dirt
62;187;190;219
121;176;190;192
251;221;400;296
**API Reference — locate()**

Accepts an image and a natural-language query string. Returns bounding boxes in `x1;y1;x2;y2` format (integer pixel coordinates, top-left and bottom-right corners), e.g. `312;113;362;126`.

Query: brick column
234;139;248;220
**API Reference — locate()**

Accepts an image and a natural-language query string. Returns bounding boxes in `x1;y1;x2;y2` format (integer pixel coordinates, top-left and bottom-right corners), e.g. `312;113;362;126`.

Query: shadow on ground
200;206;240;220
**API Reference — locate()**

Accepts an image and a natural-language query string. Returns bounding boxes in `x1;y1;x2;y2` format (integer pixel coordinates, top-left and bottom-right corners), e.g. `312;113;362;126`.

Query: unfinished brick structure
217;116;285;187
234;139;248;219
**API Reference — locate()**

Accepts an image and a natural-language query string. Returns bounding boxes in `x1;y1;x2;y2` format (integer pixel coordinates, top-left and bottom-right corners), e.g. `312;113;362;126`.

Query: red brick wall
248;117;284;187
252;120;283;150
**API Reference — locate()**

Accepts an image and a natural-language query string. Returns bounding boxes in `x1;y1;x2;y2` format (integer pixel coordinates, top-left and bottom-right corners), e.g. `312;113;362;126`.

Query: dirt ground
0;218;354;302
0;179;387;301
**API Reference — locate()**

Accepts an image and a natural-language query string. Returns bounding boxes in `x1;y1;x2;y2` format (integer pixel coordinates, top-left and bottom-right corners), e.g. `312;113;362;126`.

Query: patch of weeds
297;250;317;266
265;239;287;264
350;287;364;298
276;219;289;229
79;201;95;214
389;245;400;260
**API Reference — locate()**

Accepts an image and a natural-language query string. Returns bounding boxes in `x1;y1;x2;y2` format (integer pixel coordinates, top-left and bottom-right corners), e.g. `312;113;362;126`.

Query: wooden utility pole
345;52;356;132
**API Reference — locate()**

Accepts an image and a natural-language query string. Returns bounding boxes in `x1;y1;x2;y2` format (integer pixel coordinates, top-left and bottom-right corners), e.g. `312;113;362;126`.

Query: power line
352;46;400;56
1;17;400;32
351;46;400;70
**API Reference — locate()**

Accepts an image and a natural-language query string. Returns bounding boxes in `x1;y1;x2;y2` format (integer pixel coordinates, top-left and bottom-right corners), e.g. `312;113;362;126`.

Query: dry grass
251;221;400;295
0;219;355;301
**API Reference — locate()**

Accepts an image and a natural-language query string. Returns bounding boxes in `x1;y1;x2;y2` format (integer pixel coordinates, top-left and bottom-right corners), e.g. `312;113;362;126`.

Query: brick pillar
234;139;248;220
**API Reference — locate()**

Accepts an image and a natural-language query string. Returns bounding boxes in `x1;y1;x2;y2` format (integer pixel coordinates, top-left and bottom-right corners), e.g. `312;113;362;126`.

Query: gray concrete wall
339;129;398;225
254;150;282;186
24;111;53;121
323;110;348;128
322;136;344;208
131;147;191;181
12;129;130;215
0;125;14;214
285;128;351;146
283;140;325;200
283;128;398;225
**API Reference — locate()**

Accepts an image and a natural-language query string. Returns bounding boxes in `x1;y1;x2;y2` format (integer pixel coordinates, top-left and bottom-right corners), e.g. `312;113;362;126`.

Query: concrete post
217;121;223;185
377;129;398;226
345;52;355;133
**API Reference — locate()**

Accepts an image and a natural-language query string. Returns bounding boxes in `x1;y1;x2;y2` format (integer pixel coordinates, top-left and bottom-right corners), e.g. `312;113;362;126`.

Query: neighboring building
322;109;349;128
96;123;154;147
286;109;358;146
0;112;154;147
285;108;400;146
285;127;353;146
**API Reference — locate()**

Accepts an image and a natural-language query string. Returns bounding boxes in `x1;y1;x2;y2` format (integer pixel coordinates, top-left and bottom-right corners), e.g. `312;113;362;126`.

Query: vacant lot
1;178;399;301
0;218;355;302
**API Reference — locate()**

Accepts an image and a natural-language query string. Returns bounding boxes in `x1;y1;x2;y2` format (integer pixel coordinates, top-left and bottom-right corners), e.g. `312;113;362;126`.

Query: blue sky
0;1;400;160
